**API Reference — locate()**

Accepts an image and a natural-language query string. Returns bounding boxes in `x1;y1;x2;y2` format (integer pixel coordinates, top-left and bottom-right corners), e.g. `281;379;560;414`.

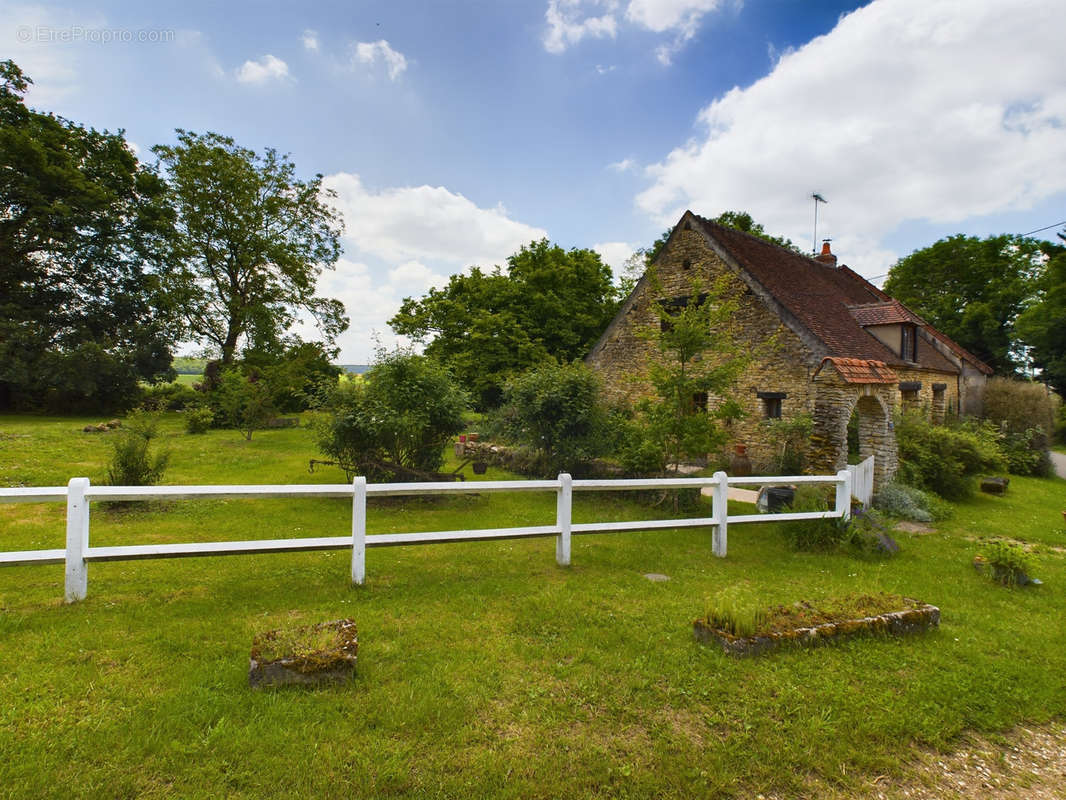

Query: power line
1020;220;1066;237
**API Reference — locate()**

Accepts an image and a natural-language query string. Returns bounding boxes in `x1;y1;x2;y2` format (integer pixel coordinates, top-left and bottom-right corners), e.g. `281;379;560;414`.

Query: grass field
1;413;1065;798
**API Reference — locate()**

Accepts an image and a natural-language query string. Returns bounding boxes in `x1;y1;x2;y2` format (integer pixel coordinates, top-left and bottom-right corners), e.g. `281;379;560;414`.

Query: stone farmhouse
586;211;992;488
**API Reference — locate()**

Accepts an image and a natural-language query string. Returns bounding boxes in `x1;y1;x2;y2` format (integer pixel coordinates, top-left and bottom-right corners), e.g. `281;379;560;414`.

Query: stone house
586;211;992;487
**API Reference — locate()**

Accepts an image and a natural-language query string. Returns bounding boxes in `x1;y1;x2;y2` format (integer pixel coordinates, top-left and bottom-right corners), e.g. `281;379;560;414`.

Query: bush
895;415;1006;500
762;414;811;474
106;410;169;486
983;377;1058;435
872;483;953;522
312;349;468;481
494;361;614;476
210;369;277;440
184;405;214;434
243;340;343;413
1001;428;1053;477
140;382;200;411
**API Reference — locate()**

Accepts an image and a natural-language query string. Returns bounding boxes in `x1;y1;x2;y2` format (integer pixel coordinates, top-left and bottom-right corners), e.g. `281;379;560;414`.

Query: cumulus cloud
544;0;724;60
636;0;1066;275
352;39;407;80
544;0;619;54
323;172;548;267
593;241;637;273
301;29;319;52
235;54;290;84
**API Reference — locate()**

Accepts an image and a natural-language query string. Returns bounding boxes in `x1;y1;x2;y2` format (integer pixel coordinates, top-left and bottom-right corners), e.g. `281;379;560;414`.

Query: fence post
64;477;90;603
835;469;852;523
351;476;367;586
712;471;729;557
556;473;572;567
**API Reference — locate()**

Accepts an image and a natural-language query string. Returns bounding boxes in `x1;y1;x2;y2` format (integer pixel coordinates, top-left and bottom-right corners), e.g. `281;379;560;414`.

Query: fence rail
1;469;853;603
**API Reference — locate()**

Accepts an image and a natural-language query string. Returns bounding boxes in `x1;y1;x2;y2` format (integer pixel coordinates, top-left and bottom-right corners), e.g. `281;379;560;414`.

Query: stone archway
808;358;899;489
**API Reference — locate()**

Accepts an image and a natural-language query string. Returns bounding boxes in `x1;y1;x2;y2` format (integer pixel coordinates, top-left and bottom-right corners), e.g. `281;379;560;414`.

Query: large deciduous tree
1015;248;1066;396
0;60;177;411
390;239;620;408
883;234;1051;375
153;130;347;366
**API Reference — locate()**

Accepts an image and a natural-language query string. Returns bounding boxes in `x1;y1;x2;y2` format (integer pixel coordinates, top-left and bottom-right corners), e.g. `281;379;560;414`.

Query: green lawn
1;413;1065;798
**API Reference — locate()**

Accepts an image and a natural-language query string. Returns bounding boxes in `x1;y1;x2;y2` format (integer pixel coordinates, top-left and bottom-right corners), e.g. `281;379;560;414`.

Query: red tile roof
815;357;898;384
689;213;974;375
847;300;915;326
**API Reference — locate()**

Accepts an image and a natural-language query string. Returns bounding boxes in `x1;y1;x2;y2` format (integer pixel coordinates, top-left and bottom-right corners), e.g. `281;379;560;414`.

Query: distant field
172;373;201;386
1;413;1064;798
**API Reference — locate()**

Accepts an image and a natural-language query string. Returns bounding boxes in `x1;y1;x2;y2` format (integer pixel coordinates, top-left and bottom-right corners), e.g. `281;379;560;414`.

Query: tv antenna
811;193;827;253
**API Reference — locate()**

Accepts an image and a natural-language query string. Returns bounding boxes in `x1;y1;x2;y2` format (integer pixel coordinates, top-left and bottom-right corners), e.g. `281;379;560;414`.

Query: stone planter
693;603;939;657
249;618;358;689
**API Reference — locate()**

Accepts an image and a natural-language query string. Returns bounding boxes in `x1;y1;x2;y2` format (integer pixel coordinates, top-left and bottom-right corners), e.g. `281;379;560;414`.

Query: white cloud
323;172;548;267
235;54;290;84
593;241;637;273
544;0;619;54
608;157;637;172
301;29;319;52
352;39;407;80
625;0;722;34
595;64;617;75
636;0;1066;276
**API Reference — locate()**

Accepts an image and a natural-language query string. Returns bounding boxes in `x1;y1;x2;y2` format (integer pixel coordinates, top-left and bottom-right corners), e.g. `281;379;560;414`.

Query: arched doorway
809;358;899;489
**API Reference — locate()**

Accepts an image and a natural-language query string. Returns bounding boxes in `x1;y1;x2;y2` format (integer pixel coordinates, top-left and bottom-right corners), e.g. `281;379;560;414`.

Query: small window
901;324;917;361
757;391;786;419
899;381;921;404
682;259;692;270
692;392;708;413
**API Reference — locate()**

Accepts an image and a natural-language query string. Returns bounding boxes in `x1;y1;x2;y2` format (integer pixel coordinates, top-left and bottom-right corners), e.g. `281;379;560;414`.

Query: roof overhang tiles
814;357;898;384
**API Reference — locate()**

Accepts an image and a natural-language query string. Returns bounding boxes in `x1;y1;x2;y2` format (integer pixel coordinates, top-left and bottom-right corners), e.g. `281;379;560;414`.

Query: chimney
814;239;837;267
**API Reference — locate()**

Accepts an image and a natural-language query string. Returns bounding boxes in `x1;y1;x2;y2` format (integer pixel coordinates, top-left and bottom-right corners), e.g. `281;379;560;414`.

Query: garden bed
249;618;358;688
693;593;939;656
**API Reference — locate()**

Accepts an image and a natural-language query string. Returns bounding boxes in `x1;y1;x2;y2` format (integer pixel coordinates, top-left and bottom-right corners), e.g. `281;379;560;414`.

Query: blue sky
6;0;1065;361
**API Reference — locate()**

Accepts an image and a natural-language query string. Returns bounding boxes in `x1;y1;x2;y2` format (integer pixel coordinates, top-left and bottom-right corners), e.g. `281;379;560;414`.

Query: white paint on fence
1;469;855;602
847;456;875;508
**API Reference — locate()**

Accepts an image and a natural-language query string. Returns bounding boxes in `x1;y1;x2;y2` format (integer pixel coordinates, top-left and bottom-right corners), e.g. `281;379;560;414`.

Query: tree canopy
389;239;621;408
0;60;177;411
883;234;1055;375
153;130;347;366
1015;248;1066;396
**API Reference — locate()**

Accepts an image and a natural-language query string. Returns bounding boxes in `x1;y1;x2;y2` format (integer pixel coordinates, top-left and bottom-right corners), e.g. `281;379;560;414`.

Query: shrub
106;410;169;486
982;376;1058;435
140;382;200;411
495;361;614;476
184;405;214;434
872;482;953;522
313;349;468;481
762;414;811;474
1001;428;1053;477
212;369;277;440
895;414;1006;500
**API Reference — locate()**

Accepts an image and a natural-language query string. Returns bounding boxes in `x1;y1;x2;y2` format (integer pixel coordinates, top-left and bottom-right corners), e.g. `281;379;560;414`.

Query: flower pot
468;432;479;442
730;444;752;477
472;461;488;475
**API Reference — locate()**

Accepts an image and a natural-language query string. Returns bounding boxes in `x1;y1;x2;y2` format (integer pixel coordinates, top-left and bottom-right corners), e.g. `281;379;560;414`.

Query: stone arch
808;359;899;489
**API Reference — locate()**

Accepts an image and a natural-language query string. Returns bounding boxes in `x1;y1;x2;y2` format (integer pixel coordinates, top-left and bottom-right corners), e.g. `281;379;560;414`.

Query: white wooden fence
847;456;875;508
0;470;852;603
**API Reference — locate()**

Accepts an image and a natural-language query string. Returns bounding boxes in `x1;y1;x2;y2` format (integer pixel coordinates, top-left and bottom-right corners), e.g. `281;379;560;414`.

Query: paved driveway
1052;450;1066;479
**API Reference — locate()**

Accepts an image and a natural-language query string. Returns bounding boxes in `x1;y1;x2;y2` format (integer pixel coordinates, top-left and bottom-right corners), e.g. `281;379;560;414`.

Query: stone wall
586;226;819;470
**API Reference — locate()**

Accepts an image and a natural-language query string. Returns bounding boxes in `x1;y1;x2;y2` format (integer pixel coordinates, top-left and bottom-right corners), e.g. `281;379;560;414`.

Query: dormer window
900;324;918;362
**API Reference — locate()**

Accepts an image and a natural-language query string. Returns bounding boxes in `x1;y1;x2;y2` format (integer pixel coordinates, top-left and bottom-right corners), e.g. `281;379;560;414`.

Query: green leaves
883;233;1058;375
389;240;621;409
153;130;347;365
